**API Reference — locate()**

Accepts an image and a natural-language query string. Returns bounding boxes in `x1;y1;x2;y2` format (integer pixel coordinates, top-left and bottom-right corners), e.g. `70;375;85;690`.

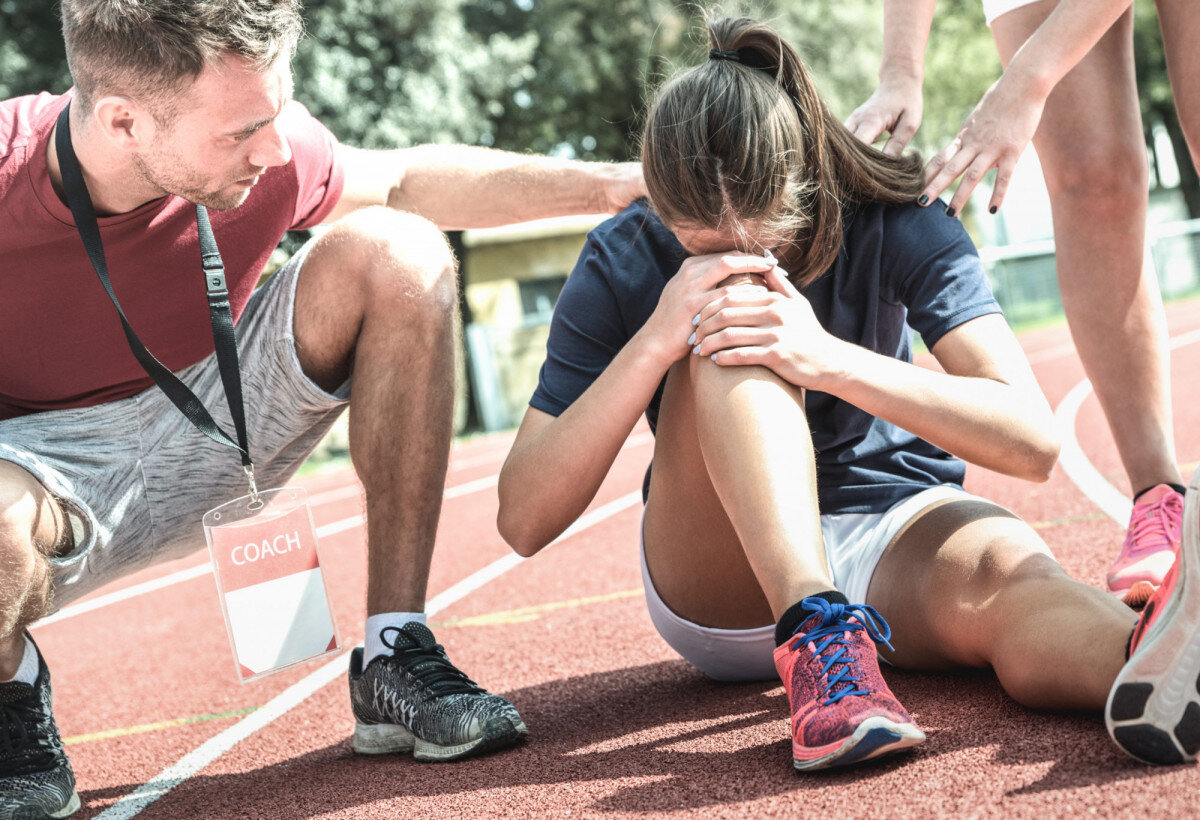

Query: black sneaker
0;636;79;819
349;622;526;762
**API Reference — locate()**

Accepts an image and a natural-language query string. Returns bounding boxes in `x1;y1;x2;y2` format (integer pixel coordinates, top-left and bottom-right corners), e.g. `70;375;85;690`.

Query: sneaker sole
1105;470;1200;765
793;716;925;772
1;790;81;820
353;716;528;762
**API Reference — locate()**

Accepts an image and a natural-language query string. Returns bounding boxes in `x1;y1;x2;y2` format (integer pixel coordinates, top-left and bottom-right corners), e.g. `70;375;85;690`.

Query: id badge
203;487;341;682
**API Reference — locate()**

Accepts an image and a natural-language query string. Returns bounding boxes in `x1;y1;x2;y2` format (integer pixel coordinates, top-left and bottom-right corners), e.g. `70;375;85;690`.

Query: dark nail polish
989;205;997;214
918;195;929;206
945;206;956;218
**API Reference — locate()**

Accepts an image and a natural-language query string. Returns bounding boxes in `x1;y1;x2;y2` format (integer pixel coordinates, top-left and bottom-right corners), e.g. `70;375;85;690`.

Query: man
847;0;1190;608
0;1;643;816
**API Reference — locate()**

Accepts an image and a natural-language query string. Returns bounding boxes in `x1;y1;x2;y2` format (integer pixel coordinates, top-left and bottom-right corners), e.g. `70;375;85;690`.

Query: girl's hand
845;74;924;157
691;264;847;390
920;75;1047;217
639;251;776;368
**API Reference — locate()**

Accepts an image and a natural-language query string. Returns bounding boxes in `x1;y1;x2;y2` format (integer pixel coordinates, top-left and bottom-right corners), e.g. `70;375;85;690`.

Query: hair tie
709;47;776;74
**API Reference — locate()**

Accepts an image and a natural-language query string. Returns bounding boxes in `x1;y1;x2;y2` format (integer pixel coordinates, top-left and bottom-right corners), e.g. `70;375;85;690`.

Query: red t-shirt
0;91;345;420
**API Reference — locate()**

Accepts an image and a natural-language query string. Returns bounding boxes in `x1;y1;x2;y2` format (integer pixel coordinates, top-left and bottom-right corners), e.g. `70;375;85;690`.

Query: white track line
96;490;643;820
1055;326;1200;524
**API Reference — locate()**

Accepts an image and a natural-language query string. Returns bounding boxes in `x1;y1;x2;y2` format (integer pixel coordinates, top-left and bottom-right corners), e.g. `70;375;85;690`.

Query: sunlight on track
96;490;644;819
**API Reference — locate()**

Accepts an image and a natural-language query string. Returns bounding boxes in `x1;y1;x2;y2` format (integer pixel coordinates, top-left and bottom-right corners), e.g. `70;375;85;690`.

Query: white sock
364;612;427;664
2;636;38;686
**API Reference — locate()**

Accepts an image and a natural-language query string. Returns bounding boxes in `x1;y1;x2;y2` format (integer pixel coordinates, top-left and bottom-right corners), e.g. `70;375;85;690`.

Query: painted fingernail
710;353;718;362
687;331;696;346
989;205;997;214
945;206;956;218
918;195;929;206
692;314;701;326
693;345;701;355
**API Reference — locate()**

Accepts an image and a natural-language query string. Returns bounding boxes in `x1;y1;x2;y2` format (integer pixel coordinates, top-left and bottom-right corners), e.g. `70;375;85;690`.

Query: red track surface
33;297;1200;818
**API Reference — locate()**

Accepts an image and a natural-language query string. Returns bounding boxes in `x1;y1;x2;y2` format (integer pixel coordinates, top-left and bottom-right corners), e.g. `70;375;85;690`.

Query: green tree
0;1;71;99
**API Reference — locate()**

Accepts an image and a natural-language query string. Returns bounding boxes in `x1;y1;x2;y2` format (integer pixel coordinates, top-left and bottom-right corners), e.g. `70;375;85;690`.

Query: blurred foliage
0;0;1192;214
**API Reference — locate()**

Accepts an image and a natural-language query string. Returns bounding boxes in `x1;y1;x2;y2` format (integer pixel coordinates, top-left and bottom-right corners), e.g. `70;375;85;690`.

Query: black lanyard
54;104;260;501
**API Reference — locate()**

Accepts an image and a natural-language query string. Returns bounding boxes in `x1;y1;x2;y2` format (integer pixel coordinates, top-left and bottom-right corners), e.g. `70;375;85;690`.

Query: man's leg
0;460;80;815
645;351;923;770
290;206;524;761
992;5;1184;600
866;498;1134;710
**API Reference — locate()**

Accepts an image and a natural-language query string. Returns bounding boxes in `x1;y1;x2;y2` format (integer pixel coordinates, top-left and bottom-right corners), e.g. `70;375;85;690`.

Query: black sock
774;590;849;647
1134;483;1186;502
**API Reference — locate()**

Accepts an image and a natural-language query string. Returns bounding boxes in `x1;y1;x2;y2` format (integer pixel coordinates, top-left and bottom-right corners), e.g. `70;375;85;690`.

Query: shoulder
581;199;686;279
862;199;978;256
1;92;64;160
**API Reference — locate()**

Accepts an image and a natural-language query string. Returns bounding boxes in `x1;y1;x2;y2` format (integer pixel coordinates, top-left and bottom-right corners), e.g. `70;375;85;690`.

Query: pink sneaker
1108;485;1182;605
774;598;924;771
1105;473;1200;765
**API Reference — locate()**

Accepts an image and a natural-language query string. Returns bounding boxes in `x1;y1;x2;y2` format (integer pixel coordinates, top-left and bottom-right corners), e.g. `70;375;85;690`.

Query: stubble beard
132;151;251;211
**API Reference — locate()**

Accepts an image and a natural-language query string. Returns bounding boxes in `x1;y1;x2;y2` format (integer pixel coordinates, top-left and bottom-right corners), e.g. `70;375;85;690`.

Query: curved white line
1055;326;1200;524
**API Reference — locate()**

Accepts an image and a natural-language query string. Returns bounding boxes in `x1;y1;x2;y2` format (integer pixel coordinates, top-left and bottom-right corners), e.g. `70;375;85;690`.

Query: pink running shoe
1108;485;1182;605
1105;471;1200;765
774;598;925;771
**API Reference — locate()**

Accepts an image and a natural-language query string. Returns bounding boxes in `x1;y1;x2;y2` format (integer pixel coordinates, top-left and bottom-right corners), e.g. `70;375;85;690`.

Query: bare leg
0;461;69;676
1156;0;1200;178
643;351;833;629
993;3;1181;493
867;497;1135;710
292;207;458;616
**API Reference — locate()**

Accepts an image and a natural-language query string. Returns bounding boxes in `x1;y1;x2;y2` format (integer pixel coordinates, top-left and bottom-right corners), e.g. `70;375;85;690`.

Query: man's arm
324;144;645;228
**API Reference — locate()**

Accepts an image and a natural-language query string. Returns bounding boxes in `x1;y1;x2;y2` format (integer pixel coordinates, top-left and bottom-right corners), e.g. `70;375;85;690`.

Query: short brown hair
642;15;925;287
61;0;304;119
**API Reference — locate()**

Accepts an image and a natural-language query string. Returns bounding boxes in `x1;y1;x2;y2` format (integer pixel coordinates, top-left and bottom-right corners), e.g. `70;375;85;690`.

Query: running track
31;297;1200;818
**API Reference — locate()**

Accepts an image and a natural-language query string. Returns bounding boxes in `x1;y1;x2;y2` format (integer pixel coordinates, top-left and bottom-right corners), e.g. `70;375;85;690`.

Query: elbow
496;490;547;558
1015;431;1061;484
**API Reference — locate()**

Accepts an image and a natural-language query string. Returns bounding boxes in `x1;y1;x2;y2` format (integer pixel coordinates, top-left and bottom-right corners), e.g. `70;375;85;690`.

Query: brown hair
641;15;925;286
61;0;304;121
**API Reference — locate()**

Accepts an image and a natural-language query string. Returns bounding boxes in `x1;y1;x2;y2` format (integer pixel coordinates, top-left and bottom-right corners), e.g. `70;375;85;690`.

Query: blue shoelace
790;598;895;705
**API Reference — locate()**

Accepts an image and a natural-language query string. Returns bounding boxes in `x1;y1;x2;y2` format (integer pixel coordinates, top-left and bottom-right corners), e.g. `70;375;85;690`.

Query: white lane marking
96;490;644;819
1055;326;1200;524
1055;379;1132;525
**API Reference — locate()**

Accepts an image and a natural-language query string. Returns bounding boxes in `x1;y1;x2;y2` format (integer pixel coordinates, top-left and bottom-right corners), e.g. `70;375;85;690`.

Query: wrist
629;325;679;374
879;57;924;86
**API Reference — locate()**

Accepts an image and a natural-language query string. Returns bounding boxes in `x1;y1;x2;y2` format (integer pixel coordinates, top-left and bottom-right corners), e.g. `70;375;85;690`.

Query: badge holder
204;482;341;683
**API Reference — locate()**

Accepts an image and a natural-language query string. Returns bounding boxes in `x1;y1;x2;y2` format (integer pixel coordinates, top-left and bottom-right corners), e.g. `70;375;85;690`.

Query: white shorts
982;0;1044;26
639;484;973;682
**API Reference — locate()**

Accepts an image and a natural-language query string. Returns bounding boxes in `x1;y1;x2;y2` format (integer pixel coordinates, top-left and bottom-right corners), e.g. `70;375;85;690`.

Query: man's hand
591;162;646;214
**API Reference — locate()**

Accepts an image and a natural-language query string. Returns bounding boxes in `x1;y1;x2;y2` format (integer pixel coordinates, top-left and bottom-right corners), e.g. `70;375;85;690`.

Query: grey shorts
0;241;349;609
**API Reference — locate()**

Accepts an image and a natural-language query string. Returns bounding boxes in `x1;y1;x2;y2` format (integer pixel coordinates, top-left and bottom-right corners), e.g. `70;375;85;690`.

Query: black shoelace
381;628;486;697
0;700;57;777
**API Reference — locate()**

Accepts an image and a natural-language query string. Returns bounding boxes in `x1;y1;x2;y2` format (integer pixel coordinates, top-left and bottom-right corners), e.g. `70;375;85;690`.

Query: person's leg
992;3;1183;600
0;460;80;816
293;207;456;618
1155;0;1200;180
292;206;524;760
866;497;1135;710
643;343;832;630
644;343;922;770
993;4;1179;497
0;460;67;674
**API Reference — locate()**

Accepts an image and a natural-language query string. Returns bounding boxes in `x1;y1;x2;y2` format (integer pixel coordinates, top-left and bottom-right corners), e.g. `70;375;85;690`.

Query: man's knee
0;463;61;635
325;206;457;317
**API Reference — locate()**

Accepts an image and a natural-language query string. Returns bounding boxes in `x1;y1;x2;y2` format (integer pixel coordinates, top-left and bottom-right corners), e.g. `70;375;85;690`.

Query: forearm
879;0;936;82
1000;0;1132;103
386;145;626;230
498;332;673;555
824;343;1059;480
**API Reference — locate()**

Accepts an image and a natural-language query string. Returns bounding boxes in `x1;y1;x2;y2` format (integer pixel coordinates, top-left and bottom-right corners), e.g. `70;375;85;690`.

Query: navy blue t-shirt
530;199;1001;514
